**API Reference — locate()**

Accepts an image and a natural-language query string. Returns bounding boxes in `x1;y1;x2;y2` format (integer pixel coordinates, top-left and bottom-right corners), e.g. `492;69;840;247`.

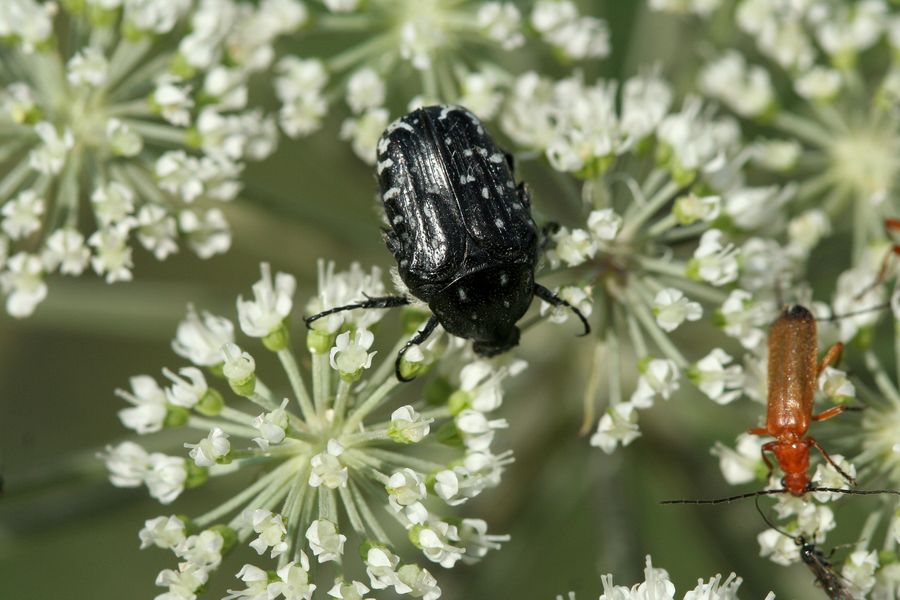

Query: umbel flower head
0;0;304;317
271;0;608;163
497;68;792;452
554;555;770;600
654;0;900;268
102;262;515;600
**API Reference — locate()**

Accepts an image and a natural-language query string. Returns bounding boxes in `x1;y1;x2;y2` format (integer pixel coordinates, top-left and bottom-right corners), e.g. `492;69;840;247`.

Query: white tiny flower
1;82;37;123
42;228;90;275
386;468;428;520
700;52;774;118
102;441;150;488
758;528;798;566
272;555;316;600
388;405;432;444
365;546;402;591
153;80;194;127
719;289;768;350
458;71;503;120
305;519;347;563
751;139;801;171
673;193;721;225
327;580;371;600
396;563;441;600
652;288;703;332
794;67;842;101
89;222;134;284
309;440;348;489
478;3;524;50
1;189;44;239
307;261;389;333
412;521;464;568
185;427;230;467
245;508;288;558
724;185;792;231
630;359;681;409
458;359;525;413
531;0;609;60
253;398;289;450
175;529;225;570
329;329;376;379
173;305;235;366
832;267;885;341
812;455;857;502
106;118;143;157
29;122;74;175
222;342;256;382
226;564;269;600
457;518;509;563
340;108;390;165
66;46;109;87
145;453;188;504
139;515;186;550
180;208;232;259
548;227;597;268
91;180;135;226
117;375;168;434
587;208;623;241
134;205;178;260
712;433;764;485
788;210;831;255
691;348;743;405
1;252;47;317
842;550;878;599
155;562;208;600
164;366;209;409
590;402;640;454
237;262;296;338
346;68;385;114
456;409;508;452
819;367;855;401
156;151;204;203
540;286;593;324
690;229;739;286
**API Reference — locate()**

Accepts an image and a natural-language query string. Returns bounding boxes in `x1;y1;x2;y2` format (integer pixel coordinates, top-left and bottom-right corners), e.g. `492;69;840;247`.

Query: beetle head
472;327;521;356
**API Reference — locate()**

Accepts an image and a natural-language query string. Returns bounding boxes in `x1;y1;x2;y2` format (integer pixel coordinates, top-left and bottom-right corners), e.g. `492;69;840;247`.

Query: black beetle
305;105;589;381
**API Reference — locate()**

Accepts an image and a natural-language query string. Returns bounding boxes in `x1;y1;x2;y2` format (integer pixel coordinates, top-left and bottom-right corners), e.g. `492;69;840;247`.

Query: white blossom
690;349;744;404
245;508;288;558
330;329;376;379
305;519;347;563
139;515;187;550
630;359;681;409
172;305;235;367
237;262;296;338
117;375;169;435
388;406;432;444
652;288;702;332
185;428;230;468
309;440;348;489
590;402;640;454
690;229;740;286
253;399;289;450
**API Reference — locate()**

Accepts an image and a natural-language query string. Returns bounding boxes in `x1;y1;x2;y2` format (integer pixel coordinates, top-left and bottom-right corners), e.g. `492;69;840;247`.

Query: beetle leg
304;296;410;326
534;283;591;336
748;426;769;435
816;342;844;376
759;441;778;480
810;405;852;422
503;150;516;172
394;315;440;382
809;437;858;486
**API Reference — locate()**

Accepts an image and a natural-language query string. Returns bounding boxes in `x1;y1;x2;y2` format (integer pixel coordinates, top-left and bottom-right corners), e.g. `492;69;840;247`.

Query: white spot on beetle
445;136;452;145
392;215;404;224
512;202;523;211
383;187;400;200
460;174;476;184
476;147;488;157
502;300;510;308
477;126;484;135
386;120;415;134
438;106;459;120
494;218;504;228
463;149;473;157
470;313;478;320
500;272;509;286
458;288;467;301
506;180;515;189
376;158;394;174
377;137;391;155
489;153;504;163
481;187;489;199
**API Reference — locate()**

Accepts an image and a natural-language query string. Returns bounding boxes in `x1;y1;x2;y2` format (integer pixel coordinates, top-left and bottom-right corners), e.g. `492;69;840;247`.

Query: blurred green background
0;3;882;598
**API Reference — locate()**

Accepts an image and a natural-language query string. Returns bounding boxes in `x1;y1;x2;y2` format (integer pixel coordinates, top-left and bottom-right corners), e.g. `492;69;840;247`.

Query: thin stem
194;458;297;527
338;484;368;534
278;348;317;425
350;480;390;545
620;180;681;242
342;377;399;433
312;352;332;416
187;416;258;438
772;112;832;148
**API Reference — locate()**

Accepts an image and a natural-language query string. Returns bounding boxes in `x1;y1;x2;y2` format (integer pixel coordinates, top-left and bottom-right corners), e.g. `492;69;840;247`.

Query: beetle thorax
773;440;811;495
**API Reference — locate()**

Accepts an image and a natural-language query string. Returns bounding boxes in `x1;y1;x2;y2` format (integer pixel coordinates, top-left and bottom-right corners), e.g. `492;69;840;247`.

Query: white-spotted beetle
305;105;590;381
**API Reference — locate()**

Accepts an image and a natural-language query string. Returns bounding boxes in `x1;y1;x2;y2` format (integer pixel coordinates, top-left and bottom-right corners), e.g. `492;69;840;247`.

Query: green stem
278;348;317;425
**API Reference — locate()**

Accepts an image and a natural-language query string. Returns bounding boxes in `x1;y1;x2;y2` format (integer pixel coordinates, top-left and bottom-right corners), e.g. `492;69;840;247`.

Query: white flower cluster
556;555;766;600
103;262;517;600
0;0;305;317
267;1;608;163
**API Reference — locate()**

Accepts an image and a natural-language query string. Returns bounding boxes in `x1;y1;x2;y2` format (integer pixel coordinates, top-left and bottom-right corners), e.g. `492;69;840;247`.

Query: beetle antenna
754;495;796;540
811;486;900;497
660;488;787;505
816;302;891;322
